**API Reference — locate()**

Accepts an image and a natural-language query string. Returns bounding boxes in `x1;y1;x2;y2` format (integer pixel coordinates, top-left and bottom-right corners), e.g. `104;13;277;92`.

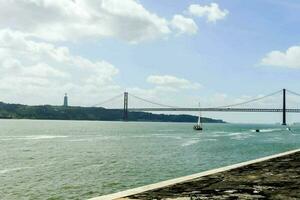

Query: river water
0;120;299;199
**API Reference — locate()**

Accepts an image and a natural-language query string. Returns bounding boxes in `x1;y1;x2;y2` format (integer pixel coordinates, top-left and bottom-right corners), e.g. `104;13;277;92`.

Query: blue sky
70;0;300;95
1;0;300;123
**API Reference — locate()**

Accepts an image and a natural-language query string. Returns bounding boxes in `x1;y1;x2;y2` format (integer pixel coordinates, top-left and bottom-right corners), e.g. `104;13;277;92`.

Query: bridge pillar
282;89;286;125
123;92;128;121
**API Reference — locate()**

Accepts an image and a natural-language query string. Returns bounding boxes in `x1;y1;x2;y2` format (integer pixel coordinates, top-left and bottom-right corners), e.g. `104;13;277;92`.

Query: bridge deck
128;108;300;112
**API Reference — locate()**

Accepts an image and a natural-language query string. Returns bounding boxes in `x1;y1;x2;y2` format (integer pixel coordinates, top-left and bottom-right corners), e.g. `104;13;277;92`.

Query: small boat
193;124;203;131
194;103;203;131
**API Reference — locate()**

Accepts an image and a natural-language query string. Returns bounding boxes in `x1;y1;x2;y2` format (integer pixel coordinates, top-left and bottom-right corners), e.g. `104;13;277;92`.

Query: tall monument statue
63;93;68;107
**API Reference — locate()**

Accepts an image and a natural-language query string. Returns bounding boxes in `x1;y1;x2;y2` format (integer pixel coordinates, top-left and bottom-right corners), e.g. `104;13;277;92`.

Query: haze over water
0;120;300;200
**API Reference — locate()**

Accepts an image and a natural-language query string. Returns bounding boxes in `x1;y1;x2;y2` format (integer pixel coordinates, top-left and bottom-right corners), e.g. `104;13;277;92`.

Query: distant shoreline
0;102;226;123
0;118;227;124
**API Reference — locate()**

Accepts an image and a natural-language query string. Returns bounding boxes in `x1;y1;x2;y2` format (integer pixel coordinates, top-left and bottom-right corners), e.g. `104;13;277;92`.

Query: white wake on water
157;129;176;132
0;167;33;174
228;132;244;136
181;138;217;147
251;128;282;133
152;134;182;140
0;135;68;140
181;139;200;147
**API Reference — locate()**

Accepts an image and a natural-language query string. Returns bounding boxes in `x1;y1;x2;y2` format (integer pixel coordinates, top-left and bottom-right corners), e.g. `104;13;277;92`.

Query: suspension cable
213;89;282;108
129;94;179;108
286;90;300;109
287;89;300;97
92;89;286;109
91;93;123;107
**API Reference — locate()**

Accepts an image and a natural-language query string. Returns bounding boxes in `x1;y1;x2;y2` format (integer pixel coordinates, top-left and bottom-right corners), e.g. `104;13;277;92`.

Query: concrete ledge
88;148;300;200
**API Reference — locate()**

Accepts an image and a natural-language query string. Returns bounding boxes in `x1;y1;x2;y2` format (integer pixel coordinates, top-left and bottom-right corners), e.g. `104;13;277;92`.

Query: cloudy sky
1;0;300;123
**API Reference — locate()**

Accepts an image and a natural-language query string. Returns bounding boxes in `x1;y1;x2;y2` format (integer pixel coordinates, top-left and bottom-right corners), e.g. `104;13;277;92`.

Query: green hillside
0;102;225;123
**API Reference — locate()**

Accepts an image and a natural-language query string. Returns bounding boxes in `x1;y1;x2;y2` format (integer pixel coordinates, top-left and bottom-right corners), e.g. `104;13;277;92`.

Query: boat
193;124;203;131
193;103;203;131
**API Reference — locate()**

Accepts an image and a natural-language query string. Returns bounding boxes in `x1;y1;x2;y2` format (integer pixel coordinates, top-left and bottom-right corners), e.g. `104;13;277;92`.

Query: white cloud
171;15;198;35
0;29;121;105
0;1;204;108
188;3;229;23
147;75;201;90
0;0;198;43
261;46;300;68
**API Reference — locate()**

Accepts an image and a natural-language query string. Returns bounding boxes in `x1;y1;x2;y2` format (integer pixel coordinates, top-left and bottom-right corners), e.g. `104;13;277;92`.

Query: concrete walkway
89;149;300;200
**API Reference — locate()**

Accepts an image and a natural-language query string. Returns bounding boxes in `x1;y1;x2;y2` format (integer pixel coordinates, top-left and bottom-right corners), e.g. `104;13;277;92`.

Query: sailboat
193;103;203;131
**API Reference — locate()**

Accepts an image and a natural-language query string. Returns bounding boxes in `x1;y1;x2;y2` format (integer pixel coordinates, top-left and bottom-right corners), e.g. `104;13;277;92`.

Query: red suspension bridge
93;89;300;125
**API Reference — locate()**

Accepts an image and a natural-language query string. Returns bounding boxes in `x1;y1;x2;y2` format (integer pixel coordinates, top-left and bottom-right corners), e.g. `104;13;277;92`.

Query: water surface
0;120;299;199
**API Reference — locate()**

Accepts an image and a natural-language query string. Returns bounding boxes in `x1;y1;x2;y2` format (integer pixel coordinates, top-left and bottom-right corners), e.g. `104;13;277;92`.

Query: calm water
0;120;300;200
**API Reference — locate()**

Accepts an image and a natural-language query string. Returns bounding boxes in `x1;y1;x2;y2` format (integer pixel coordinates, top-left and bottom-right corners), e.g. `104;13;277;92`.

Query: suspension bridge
93;89;300;125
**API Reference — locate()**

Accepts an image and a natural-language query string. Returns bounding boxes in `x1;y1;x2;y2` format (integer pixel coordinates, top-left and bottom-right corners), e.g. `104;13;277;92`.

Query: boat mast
198;103;202;126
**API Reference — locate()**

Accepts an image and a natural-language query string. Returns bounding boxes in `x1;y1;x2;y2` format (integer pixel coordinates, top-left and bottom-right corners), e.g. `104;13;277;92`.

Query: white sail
197;103;202;126
197;112;201;125
193;102;203;131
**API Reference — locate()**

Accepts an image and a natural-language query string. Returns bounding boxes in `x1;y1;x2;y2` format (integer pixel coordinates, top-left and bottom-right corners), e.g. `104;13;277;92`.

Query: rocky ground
121;152;300;200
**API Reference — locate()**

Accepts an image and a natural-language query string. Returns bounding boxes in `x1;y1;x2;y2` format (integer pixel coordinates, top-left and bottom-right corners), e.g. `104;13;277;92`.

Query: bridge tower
123;92;128;121
282;88;286;125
